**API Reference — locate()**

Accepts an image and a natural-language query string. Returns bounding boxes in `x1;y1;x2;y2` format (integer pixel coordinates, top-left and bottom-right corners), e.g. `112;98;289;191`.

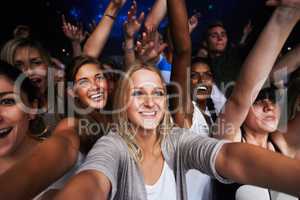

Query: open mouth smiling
0;127;13;139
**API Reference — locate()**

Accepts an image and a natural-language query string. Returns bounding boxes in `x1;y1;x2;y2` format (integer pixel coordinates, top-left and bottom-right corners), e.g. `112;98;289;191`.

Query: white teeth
0;128;11;134
197;85;208;91
90;92;104;101
140;111;156;116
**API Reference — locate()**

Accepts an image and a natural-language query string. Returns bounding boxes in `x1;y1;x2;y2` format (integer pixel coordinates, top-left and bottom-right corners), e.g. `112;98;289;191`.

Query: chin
141;121;160;130
87;100;107;110
196;94;210;101
259;124;278;133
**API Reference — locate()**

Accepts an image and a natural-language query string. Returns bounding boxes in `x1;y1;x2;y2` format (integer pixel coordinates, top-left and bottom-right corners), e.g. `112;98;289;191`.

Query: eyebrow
76;77;89;82
132;87;164;90
30;57;43;61
0;91;15;97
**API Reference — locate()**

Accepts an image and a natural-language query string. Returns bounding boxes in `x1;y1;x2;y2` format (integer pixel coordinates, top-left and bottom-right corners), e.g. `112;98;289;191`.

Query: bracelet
104;14;116;20
122;42;135;52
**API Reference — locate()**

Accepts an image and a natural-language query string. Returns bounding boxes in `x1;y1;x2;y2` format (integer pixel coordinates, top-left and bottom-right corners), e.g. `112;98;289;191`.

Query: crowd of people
0;0;300;199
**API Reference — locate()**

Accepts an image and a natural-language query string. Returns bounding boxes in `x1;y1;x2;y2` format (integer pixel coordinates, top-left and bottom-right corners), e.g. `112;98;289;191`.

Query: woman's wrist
274;6;300;25
123;41;135;52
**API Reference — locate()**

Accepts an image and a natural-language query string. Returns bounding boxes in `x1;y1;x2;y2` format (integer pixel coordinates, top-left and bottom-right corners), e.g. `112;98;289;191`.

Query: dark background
1;0;299;59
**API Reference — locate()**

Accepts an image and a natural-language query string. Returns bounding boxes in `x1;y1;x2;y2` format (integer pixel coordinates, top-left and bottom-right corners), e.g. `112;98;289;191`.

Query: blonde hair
113;64;173;162
0;38;51;67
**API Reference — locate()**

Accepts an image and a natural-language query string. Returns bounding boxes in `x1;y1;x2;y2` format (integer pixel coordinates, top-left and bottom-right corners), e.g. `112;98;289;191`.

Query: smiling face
0;75;32;157
207;26;228;54
127;69;166;131
74;63;108;110
191;62;213;101
14;47;48;95
244;99;281;133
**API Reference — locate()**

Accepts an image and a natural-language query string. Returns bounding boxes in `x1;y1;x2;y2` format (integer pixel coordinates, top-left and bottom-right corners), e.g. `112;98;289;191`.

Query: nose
263;100;275;112
217;34;223;41
90;80;100;91
144;95;155;108
198;75;206;83
24;65;34;76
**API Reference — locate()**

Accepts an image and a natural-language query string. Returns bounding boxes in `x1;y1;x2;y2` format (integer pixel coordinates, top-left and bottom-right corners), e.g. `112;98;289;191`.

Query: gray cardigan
77;128;230;200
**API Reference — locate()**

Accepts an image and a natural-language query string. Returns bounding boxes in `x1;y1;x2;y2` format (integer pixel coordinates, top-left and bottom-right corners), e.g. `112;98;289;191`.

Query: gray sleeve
178;130;232;184
76;134;125;198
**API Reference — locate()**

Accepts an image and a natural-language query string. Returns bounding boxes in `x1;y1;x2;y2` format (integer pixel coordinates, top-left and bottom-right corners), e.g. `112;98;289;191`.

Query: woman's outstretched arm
214;1;300;140
216;142;300;196
0;118;80;199
54;170;111;200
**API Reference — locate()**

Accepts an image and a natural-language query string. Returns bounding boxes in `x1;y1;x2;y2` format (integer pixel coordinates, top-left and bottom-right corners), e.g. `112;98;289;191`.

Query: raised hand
62;15;87;43
111;0;127;9
123;1;145;39
188;12;201;33
136;30;167;64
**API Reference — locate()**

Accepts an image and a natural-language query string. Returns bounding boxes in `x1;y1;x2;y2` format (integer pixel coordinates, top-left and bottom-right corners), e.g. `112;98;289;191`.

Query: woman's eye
191;72;199;79
96;75;106;81
153;91;165;96
78;79;89;86
0;98;16;106
32;61;43;66
14;62;23;69
132;90;143;96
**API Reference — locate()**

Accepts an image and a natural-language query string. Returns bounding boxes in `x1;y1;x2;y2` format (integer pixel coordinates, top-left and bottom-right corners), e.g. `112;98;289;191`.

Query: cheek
3;106;30;136
246;108;261;125
128;97;141;111
191;79;198;86
103;81;109;95
159;98;167;109
76;88;88;101
206;79;213;85
32;65;48;76
210;38;218;44
127;99;140;122
223;37;228;43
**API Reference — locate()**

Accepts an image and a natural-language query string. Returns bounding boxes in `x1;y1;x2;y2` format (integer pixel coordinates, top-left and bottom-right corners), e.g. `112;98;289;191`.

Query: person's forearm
123;37;136;69
54;171;110;200
72;41;82;57
234;7;300;108
144;0;167;30
83;2;121;58
217;7;300;139
168;0;192;126
217;143;300;196
0;135;78;199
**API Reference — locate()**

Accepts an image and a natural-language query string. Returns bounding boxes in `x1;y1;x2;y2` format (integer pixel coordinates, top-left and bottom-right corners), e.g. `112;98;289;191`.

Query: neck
135;128;160;156
242;125;269;148
39;96;48;109
90;110;110;124
0;134;38;174
197;99;207;112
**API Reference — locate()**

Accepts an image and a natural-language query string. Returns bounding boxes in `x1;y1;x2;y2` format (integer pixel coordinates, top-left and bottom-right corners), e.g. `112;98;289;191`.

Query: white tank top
145;161;177;200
